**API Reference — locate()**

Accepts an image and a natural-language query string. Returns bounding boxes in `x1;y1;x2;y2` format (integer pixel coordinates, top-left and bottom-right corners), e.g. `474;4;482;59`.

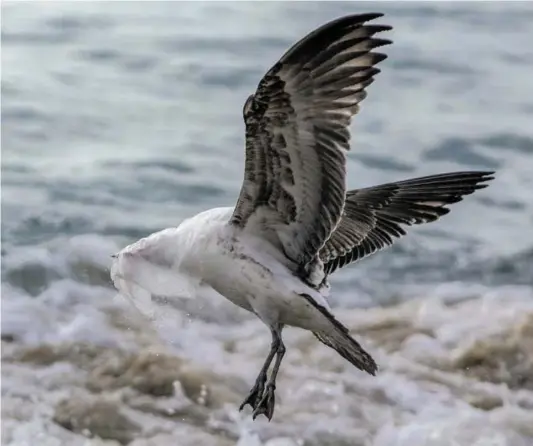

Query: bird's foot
239;376;265;412
252;383;276;421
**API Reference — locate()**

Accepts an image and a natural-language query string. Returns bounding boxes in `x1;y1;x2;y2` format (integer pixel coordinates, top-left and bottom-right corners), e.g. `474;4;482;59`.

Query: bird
110;12;495;421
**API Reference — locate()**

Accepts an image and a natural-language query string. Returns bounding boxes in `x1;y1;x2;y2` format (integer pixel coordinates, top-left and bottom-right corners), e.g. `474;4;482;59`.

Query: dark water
2;1;533;308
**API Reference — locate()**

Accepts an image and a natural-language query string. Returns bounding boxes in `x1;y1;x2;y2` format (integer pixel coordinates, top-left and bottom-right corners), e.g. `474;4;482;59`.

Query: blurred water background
2;2;533;446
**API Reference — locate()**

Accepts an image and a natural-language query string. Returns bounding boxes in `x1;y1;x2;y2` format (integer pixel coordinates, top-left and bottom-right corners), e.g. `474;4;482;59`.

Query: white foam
1;280;121;348
2;235;533;445
374;408;532;446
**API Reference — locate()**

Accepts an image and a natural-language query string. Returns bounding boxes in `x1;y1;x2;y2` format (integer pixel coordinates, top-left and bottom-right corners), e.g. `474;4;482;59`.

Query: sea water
2;2;533;445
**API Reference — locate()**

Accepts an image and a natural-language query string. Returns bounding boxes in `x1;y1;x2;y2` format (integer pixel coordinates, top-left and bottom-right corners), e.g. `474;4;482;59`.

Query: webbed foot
252;383;276;421
239;376;266;412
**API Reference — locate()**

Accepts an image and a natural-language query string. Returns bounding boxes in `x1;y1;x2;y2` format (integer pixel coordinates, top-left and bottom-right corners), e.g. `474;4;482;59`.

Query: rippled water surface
2;2;533;446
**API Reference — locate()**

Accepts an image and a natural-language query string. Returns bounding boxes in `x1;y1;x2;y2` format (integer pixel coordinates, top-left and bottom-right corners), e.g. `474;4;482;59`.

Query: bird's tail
299;294;377;375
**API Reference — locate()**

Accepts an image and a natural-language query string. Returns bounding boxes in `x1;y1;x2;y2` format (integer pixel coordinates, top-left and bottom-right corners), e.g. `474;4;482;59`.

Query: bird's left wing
319;171;495;275
230;13;392;271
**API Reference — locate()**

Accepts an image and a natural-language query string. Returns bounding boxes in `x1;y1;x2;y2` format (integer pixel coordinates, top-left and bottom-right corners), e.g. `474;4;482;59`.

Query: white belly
112;206;331;330
188;227;281;314
185;224;331;329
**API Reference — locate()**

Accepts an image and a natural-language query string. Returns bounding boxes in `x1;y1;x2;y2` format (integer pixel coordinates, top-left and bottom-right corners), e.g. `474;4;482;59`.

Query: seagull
110;12;494;421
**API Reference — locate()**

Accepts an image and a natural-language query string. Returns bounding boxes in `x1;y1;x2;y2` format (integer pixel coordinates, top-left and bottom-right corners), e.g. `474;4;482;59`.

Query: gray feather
231;13;392;270
320;171;495;275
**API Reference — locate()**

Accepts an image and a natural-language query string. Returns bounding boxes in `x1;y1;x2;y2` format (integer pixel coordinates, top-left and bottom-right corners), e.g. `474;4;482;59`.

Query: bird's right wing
230;13;392;272
319;171;495;275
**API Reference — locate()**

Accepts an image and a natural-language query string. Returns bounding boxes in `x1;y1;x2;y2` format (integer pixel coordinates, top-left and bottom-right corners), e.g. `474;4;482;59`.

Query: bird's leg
239;328;279;412
252;325;285;421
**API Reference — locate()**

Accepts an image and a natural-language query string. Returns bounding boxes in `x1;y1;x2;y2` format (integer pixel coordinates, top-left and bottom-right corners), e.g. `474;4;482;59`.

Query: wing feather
230;13;392;271
320;171;495;275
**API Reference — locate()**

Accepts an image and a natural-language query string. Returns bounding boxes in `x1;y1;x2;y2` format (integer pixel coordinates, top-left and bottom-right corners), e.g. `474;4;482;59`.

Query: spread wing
230;13;392;271
320;171;495;275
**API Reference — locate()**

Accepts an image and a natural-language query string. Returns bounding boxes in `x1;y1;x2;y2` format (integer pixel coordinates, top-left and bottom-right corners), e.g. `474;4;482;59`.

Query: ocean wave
2;276;532;445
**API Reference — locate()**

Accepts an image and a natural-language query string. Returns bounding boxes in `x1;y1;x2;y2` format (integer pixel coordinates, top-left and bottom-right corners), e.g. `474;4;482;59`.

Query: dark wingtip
372;52;389;65
483;171;496;180
477;170;496;178
358;12;386;21
278;12;393;66
365;358;379;376
346;12;392;31
472;170;497;188
373;37;394;48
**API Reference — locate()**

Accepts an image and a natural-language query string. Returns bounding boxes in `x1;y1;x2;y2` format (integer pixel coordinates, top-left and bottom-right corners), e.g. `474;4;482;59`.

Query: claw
252;383;276;421
239;378;265;412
